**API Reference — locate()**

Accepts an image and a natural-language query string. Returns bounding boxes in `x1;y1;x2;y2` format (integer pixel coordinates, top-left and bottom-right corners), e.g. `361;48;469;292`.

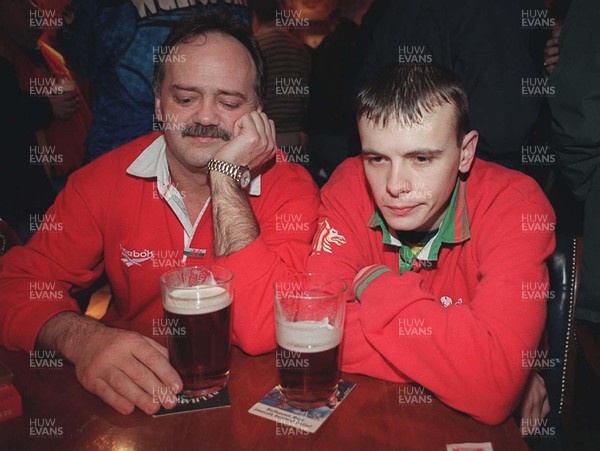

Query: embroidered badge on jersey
440;296;463;308
312;219;347;254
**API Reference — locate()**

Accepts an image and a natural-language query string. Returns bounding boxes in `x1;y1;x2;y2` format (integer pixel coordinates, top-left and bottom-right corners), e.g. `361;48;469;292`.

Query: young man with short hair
308;63;555;425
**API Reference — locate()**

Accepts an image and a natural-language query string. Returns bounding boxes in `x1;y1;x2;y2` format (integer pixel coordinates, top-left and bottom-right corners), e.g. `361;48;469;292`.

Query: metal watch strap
208;158;246;187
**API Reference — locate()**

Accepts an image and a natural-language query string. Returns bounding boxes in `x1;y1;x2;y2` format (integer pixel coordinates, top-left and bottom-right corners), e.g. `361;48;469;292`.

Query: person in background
354;0;548;172
306;0;372;185
0;12;318;416
37;0;71;47
543;22;562;76
253;0;310;149
0;0;91;241
549;0;600;367
308;62;555;425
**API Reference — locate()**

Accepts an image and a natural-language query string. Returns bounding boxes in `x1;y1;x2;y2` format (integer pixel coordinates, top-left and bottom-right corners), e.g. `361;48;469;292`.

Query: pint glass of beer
160;266;233;397
274;274;347;409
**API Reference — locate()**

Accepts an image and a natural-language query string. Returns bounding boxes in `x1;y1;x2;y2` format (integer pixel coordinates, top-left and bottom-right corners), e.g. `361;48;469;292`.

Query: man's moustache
181;124;232;141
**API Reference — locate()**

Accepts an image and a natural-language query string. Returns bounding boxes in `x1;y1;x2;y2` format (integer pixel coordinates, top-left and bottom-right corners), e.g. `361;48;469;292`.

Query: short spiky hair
152;11;266;104
356;62;469;145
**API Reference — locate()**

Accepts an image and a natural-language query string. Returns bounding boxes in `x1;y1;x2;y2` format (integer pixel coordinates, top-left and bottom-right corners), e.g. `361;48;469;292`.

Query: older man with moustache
0;13;318;415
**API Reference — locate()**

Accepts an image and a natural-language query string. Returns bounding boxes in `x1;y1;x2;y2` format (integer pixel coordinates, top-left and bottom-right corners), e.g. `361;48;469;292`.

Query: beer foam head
164;286;231;315
276;319;341;353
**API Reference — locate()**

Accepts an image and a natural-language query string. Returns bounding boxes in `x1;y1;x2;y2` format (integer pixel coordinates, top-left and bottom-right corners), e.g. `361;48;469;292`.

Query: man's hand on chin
212;111;276;170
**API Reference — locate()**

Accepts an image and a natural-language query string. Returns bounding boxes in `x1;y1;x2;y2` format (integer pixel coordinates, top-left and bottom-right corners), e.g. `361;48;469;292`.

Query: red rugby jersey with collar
0;132;319;355
308;156;555;425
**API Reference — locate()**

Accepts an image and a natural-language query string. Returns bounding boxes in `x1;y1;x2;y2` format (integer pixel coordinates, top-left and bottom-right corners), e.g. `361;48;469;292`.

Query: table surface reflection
0;347;527;451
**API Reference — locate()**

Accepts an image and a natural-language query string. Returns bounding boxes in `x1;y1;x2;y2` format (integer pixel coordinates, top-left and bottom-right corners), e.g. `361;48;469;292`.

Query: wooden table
0;347;528;451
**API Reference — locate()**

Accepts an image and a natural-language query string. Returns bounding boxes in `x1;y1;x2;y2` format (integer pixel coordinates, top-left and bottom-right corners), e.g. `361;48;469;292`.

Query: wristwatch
207;158;252;190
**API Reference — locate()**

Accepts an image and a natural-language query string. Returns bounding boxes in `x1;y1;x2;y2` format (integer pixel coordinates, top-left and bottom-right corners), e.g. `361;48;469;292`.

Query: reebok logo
120;244;154;267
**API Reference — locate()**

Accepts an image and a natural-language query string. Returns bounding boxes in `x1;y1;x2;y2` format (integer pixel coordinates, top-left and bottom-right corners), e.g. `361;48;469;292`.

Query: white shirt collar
126;134;262;196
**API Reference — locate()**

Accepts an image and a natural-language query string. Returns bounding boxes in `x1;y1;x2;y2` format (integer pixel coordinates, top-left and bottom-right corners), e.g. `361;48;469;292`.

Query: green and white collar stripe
366;177;470;274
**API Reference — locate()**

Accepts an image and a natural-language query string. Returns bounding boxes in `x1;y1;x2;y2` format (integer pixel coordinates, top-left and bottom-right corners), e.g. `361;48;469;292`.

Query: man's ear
154;96;162;123
458;130;478;173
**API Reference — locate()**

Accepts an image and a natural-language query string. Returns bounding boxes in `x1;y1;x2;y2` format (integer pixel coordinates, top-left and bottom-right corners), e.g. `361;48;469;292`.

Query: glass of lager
274;273;347;410
160;266;233;397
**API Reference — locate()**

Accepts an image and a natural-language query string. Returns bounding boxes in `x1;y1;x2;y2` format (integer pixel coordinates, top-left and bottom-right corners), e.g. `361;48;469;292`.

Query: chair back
545;233;580;416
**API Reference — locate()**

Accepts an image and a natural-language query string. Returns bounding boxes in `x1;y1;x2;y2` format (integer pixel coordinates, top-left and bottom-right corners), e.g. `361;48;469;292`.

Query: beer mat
152;386;230;417
446;443;494;451
248;380;356;433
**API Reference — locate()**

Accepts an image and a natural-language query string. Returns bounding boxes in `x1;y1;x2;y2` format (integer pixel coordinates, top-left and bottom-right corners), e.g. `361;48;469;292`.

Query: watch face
240;170;251;189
